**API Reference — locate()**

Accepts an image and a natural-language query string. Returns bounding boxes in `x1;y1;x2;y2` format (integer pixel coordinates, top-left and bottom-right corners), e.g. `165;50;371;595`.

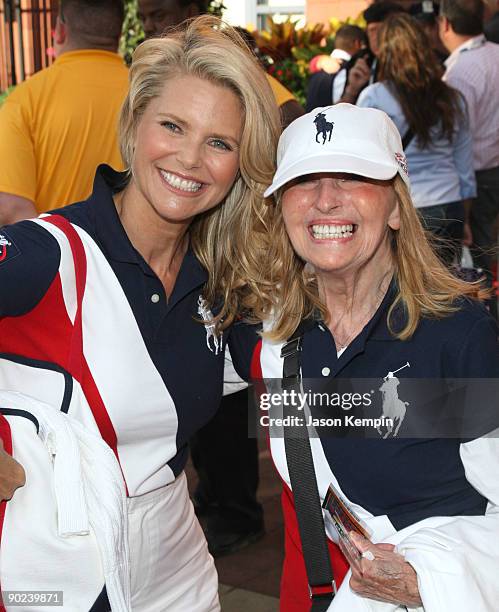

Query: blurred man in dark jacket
137;0;206;37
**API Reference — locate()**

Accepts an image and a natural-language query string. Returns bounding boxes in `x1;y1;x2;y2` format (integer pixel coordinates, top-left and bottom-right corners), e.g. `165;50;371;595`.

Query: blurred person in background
358;13;475;266
440;0;499;316
484;0;499;42
0;0;128;225
333;25;368;62
409;1;449;62
336;2;404;105
306;25;367;111
137;0;206;38
309;25;367;76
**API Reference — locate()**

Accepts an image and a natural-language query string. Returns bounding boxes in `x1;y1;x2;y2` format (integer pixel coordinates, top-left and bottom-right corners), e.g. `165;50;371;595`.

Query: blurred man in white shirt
440;0;499;317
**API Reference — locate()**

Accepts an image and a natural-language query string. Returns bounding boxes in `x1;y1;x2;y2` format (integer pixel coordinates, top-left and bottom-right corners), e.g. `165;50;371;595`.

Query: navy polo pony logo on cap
314;111;334;145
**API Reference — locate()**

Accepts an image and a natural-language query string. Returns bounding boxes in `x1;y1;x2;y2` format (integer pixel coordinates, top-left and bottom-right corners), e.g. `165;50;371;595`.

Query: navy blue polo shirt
298;284;499;529
0;164;254;480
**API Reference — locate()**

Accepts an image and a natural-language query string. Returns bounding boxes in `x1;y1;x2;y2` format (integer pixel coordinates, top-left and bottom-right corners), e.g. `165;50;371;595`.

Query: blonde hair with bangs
259;175;487;342
119;16;281;330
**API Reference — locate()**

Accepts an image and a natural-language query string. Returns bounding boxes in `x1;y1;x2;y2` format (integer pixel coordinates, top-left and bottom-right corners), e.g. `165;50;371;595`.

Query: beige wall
307;0;369;23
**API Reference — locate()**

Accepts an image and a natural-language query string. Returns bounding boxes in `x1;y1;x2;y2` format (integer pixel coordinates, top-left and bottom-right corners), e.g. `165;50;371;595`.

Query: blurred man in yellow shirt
0;0;128;224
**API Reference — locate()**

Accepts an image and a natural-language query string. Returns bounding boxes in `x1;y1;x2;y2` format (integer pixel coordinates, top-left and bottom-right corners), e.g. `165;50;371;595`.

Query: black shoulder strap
402;128;415;150
281;322;336;611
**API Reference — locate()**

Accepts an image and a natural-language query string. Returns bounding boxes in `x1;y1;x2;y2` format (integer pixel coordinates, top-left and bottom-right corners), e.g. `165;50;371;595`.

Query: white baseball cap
264;103;410;197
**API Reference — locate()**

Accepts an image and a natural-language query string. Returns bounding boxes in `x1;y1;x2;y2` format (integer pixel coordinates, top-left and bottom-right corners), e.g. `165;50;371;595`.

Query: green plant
120;0;144;65
207;1;226;17
267;58;309;107
0;87;15;107
253;18;333;64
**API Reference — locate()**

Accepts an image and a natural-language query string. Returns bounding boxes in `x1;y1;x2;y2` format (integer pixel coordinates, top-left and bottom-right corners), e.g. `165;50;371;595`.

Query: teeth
160;170;202;192
311;224;354;239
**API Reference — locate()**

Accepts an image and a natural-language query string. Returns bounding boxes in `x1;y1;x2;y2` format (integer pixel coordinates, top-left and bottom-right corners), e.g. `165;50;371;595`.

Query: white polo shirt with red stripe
0;165;253;498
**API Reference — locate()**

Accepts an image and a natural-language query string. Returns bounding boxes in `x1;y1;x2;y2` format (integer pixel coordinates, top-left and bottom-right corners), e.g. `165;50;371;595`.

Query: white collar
444;34;486;70
330;48;351;62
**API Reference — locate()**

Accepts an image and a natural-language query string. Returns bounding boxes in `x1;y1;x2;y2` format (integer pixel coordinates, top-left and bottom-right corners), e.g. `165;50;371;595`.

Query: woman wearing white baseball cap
253;104;499;610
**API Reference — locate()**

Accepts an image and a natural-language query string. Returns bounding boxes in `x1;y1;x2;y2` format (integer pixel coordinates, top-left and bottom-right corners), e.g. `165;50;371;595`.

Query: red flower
277;69;283;76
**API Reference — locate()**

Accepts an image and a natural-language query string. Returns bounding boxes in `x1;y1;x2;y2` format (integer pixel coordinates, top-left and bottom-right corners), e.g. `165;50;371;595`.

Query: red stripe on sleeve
250;338;263;380
0;217;119;462
43;216;86;378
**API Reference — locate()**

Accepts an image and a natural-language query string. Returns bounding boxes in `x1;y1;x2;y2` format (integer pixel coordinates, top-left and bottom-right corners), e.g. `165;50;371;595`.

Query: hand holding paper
349;532;422;607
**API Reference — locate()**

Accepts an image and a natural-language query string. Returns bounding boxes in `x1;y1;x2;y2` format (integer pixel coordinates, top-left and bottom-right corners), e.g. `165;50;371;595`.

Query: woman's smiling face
281;172;400;277
129;74;243;228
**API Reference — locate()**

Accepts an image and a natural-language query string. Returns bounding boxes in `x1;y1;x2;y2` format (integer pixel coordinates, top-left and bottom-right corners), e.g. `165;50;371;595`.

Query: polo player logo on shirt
314;111;334;144
376;362;410;438
197;296;223;355
395;152;409;177
0;234;12;262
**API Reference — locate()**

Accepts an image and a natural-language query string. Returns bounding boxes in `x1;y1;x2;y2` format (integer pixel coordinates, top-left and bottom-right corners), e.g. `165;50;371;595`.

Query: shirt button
321;367;330;376
151;293;160;304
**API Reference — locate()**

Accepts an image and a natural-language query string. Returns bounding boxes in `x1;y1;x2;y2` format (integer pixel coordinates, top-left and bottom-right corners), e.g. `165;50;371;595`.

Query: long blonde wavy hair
119;16;281;330
256;176;487;342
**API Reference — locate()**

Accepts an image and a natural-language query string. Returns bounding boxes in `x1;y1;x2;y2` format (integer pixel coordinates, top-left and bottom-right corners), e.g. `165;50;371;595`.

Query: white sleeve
327;436;499;611
356;85;374;108
332;69;347;104
396;435;499;612
223;345;248;396
459;433;499;509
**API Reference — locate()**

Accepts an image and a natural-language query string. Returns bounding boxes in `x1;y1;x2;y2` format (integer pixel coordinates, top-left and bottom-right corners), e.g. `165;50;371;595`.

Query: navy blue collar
331;279;403;373
365;278;405;342
88;165;138;266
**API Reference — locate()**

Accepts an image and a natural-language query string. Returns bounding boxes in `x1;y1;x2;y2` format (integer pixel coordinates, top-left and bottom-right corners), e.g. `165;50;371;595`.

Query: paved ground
185;444;283;612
